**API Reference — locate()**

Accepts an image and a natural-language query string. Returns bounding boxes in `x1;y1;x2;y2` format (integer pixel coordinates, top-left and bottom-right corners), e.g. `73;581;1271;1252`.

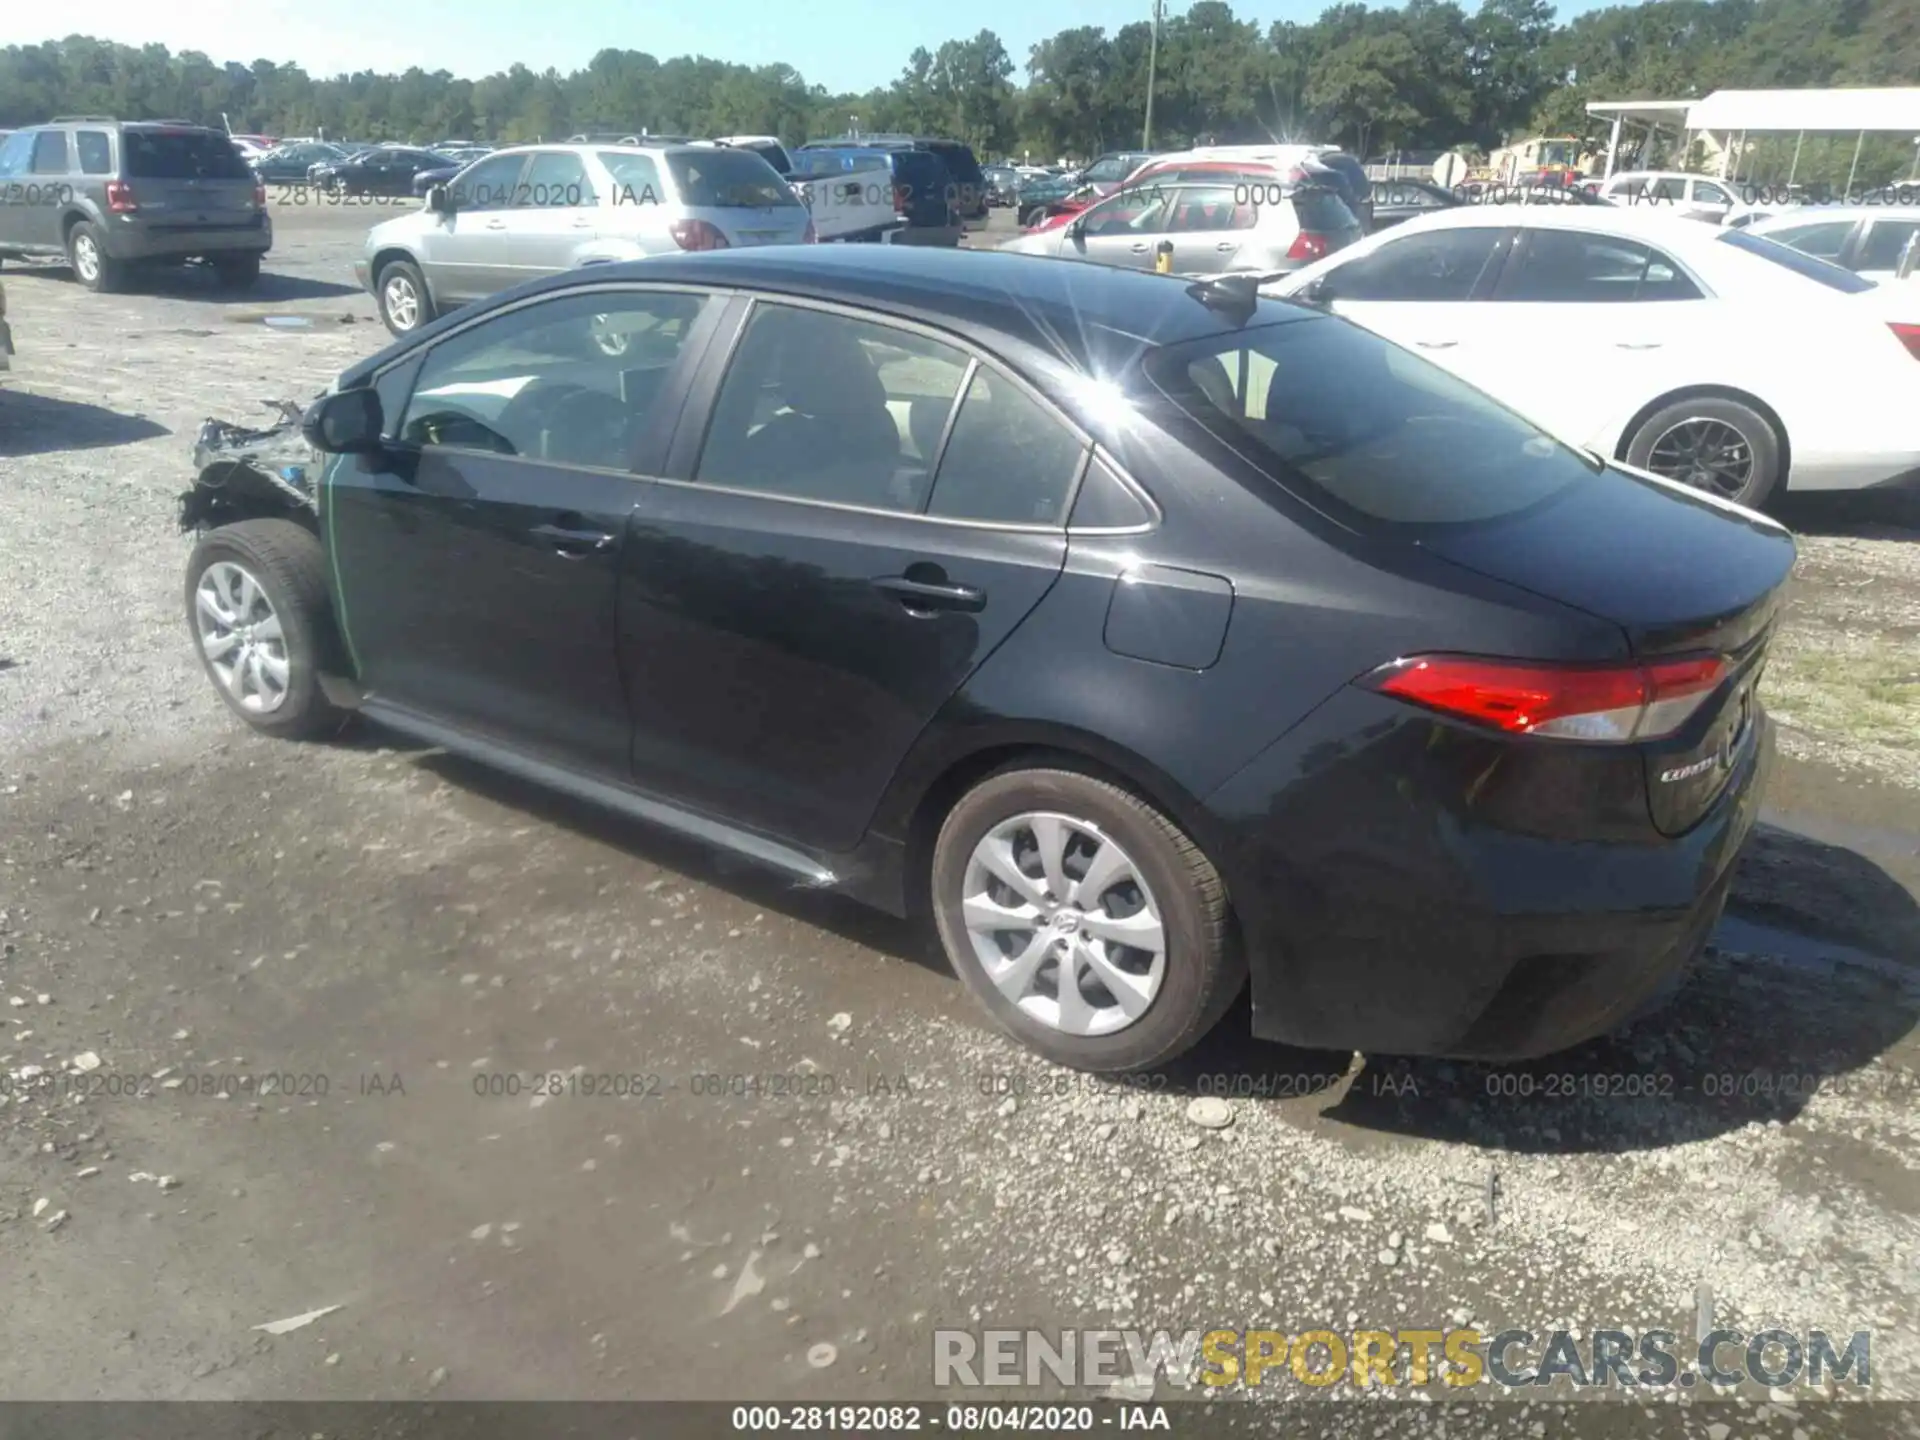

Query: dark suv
0;118;270;291
801;134;988;226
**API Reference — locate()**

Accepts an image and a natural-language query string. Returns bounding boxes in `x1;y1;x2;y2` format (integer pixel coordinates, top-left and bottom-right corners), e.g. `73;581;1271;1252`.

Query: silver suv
356;142;815;335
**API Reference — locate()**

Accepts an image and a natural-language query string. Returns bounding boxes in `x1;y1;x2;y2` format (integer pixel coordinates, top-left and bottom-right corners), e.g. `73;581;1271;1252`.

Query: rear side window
665;149;797;208
123;130;250;180
596;151;661;203
1323;227;1507;302
1716;228;1876;292
1760;219;1854;260
1491;231;1703;303
1146;316;1593;530
1290;188;1359;234
30;131;70;174
926;368;1086;526
76;131;113;174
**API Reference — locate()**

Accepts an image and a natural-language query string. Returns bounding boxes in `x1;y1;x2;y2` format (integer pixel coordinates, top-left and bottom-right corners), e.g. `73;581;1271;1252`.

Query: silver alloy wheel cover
72;231;100;281
1646;416;1755;500
195;561;292;713
383;273;419;329
959;811;1167;1036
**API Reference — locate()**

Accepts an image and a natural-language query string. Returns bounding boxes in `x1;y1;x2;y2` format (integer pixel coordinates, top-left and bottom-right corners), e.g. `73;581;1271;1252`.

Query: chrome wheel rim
195;561;290;713
1647;418;1755;499
72;233;99;281
960;812;1167;1036
383;274;419;329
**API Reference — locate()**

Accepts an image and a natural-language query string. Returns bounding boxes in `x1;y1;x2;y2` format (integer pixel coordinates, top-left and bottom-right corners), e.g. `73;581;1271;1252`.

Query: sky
0;0;1616;98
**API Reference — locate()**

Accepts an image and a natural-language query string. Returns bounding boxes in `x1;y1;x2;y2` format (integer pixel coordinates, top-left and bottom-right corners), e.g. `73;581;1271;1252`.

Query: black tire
375;256;436;338
1624;395;1784;510
212;253;262;289
930;765;1244;1072
67;221;125;293
184;519;348;740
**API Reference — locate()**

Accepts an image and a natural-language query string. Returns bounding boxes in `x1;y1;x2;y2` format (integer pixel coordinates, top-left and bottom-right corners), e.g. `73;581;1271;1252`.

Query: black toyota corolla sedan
177;246;1793;1073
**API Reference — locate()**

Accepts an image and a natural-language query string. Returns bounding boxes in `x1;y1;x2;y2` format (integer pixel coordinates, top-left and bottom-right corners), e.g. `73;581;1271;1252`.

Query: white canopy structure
1587;87;1920;187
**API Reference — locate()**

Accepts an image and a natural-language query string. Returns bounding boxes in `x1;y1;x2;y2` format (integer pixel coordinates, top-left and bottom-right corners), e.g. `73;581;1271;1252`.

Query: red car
1021;154;1325;235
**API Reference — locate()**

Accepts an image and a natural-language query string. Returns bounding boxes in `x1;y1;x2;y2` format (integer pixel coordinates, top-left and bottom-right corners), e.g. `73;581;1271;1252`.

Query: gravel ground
1;207;1917;1428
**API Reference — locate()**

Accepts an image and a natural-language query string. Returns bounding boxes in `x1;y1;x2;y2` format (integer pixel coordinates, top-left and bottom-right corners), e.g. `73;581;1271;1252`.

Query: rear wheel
185;520;347;739
1626;396;1783;510
376;257;435;337
67;221;125;293
930;765;1243;1072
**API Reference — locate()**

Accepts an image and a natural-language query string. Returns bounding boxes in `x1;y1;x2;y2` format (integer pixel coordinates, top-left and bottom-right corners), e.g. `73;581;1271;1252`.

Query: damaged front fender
180;397;326;534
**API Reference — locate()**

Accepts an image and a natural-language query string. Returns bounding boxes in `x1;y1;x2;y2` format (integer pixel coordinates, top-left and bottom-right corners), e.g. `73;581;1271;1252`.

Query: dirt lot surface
1;202;1917;1426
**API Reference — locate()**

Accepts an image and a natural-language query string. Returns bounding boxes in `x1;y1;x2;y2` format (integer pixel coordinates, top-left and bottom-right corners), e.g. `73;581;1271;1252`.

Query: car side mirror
426;182;454;214
1067;216;1088;241
303;388;385;455
1297;276;1333;306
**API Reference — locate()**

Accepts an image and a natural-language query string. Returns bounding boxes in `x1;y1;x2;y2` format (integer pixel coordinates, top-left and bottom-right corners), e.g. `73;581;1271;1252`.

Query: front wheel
185;519;347;739
930;766;1243;1072
1625;396;1783;510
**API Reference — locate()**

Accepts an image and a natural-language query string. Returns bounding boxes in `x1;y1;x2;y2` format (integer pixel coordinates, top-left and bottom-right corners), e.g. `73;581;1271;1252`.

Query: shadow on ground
0;389;171;457
1776;486;1920;538
0;259;360;303
350;725;1920;1159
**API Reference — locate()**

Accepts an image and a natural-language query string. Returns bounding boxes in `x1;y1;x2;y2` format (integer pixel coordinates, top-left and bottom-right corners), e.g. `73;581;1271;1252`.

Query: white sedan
1263;206;1920;509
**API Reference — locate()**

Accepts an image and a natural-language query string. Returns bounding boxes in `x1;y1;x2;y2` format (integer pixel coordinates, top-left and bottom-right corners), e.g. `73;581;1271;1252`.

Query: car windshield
1145;314;1599;532
1716;228;1876;292
123;130;251;180
665;149;797;207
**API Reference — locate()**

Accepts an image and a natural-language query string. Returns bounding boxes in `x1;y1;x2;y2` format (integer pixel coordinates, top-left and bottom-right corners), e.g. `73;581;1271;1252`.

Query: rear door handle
1216;241;1236;251
529;520;616;555
486;219;507;230
571;217;593;228
1616;341;1663;350
1414;339;1458;349
872;575;986;613
1129;242;1149;253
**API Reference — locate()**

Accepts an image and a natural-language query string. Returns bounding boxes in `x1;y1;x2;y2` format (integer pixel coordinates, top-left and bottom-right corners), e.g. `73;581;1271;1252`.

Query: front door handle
529;520;616;555
872;575;986;614
486;219;507;230
571;217;593;228
1616;341;1663;350
1216;241;1236;251
1414;339;1458;349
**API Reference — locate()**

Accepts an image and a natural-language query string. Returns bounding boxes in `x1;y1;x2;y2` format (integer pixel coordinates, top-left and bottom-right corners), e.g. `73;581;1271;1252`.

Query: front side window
1491;230;1702;302
1083;156;1128;183
925;368;1086;526
695;303;970;512
398;289;710;471
1692;180;1732;205
1080;188;1173;237
451;153;527;211
1147;315;1595;531
0;130;35;177
1323;227;1507;302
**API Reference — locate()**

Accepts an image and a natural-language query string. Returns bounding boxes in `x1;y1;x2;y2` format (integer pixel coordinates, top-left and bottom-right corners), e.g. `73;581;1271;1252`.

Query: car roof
1389;204;1719;240
1746;205;1896;225
342;247;1320;391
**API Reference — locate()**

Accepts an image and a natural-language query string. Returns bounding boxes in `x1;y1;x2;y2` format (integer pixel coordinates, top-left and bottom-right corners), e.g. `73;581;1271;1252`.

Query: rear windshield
891;152;950;187
921;141;982;183
1716;227;1876;292
1145;315;1597;532
123;129;251;180
665;149;798;208
1291;187;1360;233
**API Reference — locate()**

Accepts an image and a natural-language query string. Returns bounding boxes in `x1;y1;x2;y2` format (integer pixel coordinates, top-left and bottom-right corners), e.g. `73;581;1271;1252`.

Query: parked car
1371;177;1464;228
409;149;495;197
1014;150;1156;225
0;119;270;291
1743;206;1920;284
1136;146;1375;231
1264;206;1920;509
254;142;350;185
1593;171;1740;224
1001;178;1362;277
721;138;899;243
791;147;959;247
311;146;450;196
799;134;989;225
357;141;815;336
983;165;1022;207
178;245;1794;1072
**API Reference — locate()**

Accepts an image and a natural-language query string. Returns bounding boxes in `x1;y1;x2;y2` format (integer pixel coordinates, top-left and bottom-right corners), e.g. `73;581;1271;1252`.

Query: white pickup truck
714;135;900;243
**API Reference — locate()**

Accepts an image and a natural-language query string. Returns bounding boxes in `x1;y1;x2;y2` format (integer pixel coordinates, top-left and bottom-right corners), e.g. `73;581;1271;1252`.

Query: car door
17;130;73;251
324;285;728;774
416;151;529;304
1300;224;1514;388
505;150;598;279
1160;184;1256;274
1852;215;1920;281
1458;227;1711;441
1068;187;1177;270
617;298;1076;853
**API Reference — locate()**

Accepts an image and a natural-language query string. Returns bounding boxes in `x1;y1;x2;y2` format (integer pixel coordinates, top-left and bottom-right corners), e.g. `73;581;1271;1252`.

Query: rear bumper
1204;689;1772;1060
105;213;272;261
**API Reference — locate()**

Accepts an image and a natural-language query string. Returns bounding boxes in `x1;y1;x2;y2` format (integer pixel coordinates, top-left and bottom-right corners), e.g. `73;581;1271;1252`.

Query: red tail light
1363;654;1729;742
801;218;818;244
1287;231;1330;262
105;180;137;214
893;183;911;213
668;219;729;252
1888;323;1920;361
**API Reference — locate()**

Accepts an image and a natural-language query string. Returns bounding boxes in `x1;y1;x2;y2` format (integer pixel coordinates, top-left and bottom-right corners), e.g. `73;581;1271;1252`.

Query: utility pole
1143;0;1163;150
